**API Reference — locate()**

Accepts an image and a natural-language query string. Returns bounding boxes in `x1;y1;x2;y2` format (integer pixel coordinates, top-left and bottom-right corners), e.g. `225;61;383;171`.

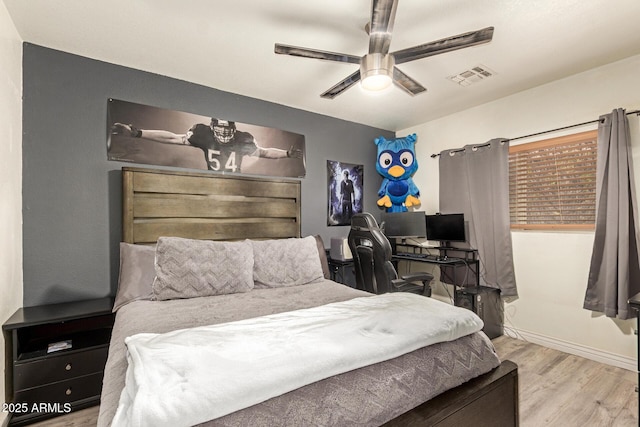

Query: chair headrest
350;212;379;232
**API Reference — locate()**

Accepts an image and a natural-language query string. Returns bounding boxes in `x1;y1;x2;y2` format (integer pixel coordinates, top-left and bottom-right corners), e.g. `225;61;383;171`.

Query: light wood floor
494;335;638;427
22;336;640;427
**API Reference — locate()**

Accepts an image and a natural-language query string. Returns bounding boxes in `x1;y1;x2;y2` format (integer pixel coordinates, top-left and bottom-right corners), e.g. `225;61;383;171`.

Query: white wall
401;54;640;369
0;1;23;421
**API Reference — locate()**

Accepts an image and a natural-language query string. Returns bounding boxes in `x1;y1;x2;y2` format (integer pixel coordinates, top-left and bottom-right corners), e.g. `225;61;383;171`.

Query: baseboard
505;327;636;372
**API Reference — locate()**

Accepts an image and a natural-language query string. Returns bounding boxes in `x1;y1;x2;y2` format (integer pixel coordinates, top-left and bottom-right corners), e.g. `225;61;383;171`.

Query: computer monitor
425;213;466;246
381;211;427;239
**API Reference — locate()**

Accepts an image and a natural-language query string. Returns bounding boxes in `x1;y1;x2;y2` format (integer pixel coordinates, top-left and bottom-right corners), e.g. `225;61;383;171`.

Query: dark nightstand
2;297;114;426
327;256;355;286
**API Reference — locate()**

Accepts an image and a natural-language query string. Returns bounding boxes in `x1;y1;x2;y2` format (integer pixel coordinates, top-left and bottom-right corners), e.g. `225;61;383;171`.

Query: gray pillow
114;243;155;312
251;236;325;288
152;237;254;301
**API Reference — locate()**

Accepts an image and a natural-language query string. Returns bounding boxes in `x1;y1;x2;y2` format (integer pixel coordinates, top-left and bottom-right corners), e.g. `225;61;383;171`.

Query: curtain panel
439;139;518;297
584;108;640;320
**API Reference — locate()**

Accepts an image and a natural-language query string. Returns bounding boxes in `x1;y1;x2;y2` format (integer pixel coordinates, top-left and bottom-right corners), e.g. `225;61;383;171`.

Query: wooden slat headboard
122;167;301;243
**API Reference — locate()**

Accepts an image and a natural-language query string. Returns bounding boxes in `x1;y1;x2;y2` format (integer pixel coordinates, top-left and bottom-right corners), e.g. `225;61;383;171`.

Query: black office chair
348;212;433;296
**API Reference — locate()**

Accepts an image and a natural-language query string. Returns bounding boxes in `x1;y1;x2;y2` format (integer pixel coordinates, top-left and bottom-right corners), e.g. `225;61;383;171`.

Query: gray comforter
98;281;500;427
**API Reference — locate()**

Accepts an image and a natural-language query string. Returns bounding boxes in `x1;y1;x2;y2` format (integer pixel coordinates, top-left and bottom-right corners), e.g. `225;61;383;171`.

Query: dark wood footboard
385;360;518;427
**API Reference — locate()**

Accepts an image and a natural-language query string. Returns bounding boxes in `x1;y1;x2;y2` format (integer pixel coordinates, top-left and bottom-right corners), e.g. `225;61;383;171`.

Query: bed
97;166;518;427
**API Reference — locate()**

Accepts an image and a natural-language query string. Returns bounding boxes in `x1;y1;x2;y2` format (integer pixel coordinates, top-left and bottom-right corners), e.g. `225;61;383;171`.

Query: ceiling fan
274;0;494;99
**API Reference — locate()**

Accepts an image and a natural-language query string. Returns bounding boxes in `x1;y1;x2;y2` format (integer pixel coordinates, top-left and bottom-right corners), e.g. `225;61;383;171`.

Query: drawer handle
65;363;72;371
65;387;72;396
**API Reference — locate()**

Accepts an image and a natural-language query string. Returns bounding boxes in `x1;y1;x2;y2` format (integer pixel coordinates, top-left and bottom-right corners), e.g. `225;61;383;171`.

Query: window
509;130;598;230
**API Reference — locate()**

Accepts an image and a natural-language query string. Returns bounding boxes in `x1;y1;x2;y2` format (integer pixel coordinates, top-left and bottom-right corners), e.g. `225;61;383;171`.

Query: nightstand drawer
14;372;104;407
14;346;108;391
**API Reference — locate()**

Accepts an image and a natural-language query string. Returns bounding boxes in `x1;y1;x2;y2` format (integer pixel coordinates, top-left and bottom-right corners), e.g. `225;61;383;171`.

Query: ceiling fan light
360;53;394;92
361;73;393;91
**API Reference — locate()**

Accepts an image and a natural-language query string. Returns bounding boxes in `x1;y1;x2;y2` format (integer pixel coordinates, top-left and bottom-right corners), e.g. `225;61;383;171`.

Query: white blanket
112;293;483;427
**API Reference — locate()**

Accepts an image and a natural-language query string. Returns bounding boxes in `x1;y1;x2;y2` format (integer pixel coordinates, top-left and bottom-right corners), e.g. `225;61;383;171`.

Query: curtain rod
430;109;640;158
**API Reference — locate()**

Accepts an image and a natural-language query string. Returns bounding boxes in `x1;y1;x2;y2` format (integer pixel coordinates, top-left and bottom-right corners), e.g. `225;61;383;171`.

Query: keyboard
394;253;461;263
394;252;429;259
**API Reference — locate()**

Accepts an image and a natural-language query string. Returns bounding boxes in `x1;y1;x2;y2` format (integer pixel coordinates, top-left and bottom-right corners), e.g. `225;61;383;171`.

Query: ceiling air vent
448;65;496;86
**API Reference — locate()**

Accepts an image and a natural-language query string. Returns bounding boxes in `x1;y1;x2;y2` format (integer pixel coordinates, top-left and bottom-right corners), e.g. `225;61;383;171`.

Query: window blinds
509;130;598;229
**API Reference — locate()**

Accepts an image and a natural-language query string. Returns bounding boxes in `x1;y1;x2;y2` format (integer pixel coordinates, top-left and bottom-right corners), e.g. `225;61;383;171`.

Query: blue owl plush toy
375;133;421;213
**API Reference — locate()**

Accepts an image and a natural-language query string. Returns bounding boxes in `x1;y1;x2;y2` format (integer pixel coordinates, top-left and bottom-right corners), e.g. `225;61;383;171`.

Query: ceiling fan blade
275;44;361;64
320;70;362;99
392;27;494;64
392;67;427;96
368;0;398;55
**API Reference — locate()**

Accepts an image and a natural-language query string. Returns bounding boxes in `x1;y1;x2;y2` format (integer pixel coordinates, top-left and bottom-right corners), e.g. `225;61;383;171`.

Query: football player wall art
107;99;306;178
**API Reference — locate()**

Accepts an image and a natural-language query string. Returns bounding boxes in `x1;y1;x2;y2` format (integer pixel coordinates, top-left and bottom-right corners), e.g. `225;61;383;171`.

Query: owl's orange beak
388;165;405;177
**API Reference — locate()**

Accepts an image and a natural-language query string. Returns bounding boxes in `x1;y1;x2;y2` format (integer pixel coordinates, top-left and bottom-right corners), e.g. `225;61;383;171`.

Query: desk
392;245;480;288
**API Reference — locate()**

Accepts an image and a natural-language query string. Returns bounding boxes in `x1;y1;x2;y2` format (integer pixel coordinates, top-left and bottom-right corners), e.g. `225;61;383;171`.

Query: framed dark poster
107;99;306;178
327;160;363;226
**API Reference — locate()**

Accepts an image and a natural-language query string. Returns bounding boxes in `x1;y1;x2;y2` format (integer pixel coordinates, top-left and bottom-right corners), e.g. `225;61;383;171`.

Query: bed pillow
251;236;325;288
113;242;155;312
152;237;254;301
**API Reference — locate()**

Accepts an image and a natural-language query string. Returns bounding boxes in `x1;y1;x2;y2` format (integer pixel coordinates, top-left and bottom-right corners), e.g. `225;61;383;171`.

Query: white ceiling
4;0;640;131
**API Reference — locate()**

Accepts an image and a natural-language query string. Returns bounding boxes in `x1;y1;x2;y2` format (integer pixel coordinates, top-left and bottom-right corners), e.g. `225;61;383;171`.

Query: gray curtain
439;138;518;297
584;109;640;320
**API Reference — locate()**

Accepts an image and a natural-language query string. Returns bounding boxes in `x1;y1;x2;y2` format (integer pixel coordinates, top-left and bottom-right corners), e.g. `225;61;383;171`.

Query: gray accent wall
22;43;393;307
